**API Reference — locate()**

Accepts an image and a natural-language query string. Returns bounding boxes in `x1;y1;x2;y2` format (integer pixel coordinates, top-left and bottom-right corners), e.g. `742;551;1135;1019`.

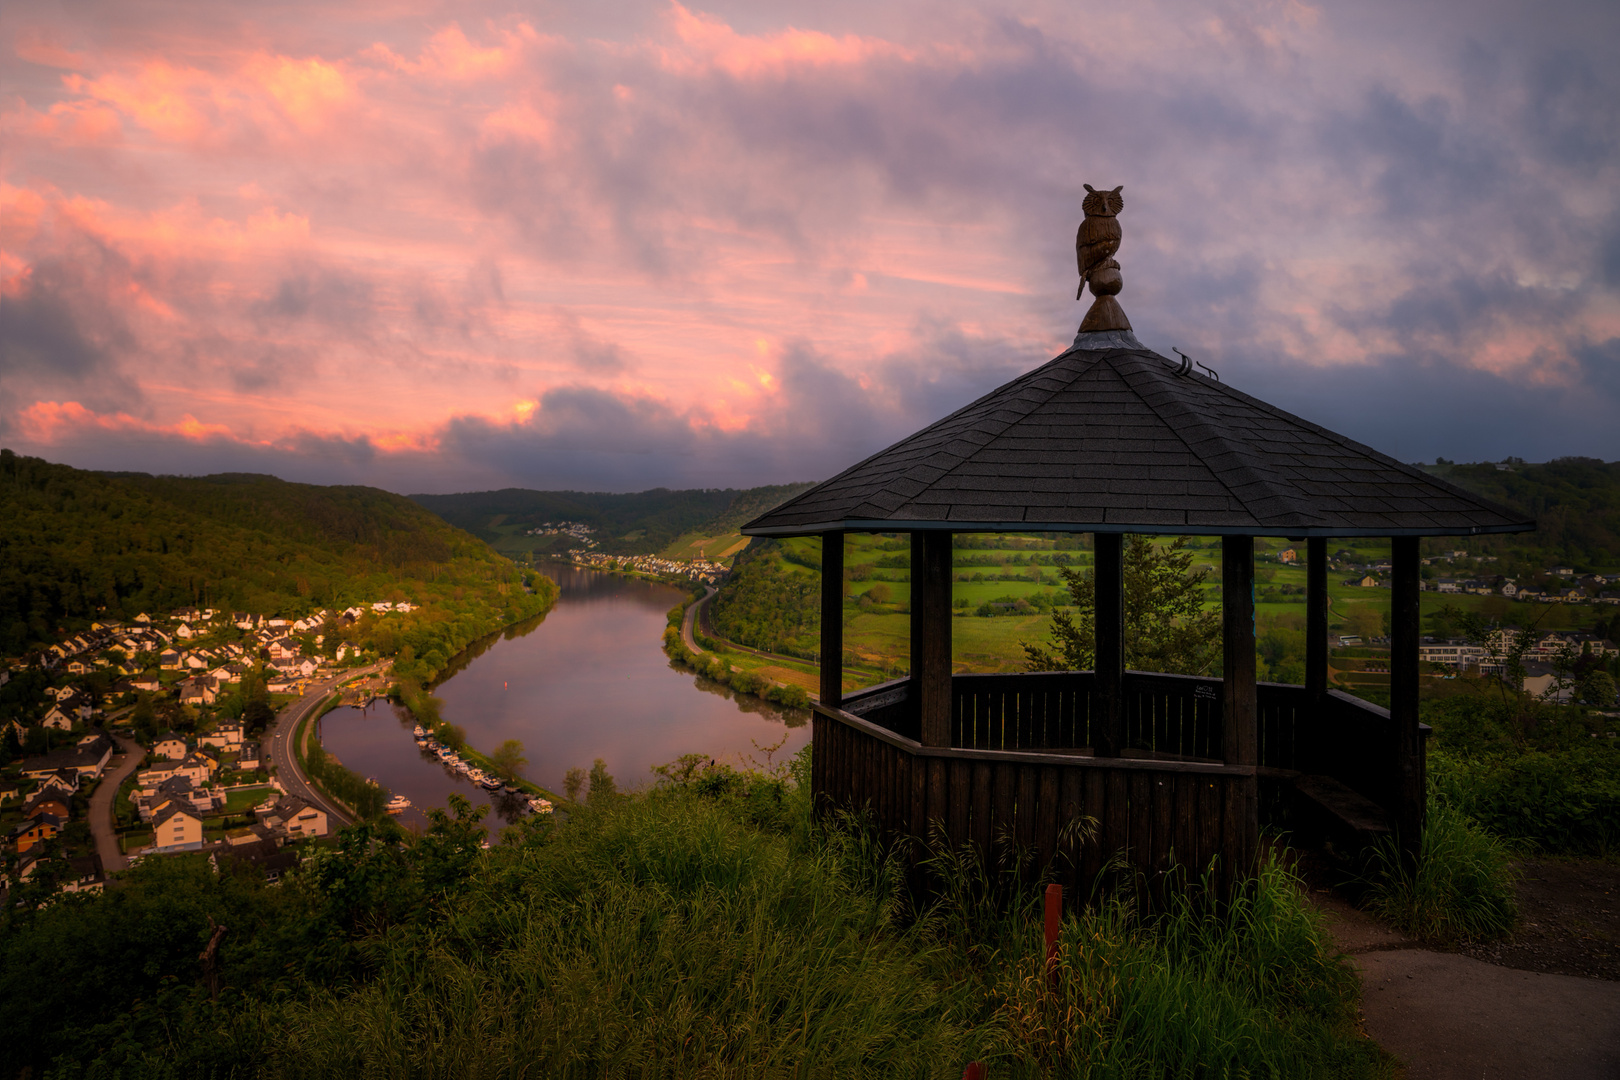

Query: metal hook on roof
1196;360;1219;381
1171;347;1193;376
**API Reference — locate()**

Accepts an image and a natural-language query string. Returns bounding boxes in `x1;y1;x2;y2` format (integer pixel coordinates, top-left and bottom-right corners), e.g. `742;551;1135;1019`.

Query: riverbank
661;588;812;709
341;563;809;804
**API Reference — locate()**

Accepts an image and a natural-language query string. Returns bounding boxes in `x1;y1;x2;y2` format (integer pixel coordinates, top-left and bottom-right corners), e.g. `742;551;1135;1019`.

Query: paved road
266;664;386;829
1317;890;1620;1079
89;734;146;875
680;586;718;653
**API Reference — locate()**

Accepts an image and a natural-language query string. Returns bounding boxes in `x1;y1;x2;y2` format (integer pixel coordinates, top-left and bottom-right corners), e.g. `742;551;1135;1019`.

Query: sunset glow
2;0;1616;492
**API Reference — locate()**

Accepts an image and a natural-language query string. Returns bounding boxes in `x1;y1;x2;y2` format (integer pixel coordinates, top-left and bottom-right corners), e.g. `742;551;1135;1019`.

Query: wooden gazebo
743;188;1533;894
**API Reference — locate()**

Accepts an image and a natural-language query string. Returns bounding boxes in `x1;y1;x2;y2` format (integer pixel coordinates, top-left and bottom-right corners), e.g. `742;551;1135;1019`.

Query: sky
2;0;1617;495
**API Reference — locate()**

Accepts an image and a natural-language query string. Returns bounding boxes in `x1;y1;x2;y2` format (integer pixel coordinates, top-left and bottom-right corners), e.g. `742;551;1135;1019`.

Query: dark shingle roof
744;339;1534;538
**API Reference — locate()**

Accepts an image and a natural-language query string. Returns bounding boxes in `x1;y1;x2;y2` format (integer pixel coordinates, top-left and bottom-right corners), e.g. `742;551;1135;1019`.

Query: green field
717;532;1612;687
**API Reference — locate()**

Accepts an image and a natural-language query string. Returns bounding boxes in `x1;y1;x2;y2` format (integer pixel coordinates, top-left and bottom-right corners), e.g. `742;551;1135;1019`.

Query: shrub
1435;747;1620;855
1363;799;1518;944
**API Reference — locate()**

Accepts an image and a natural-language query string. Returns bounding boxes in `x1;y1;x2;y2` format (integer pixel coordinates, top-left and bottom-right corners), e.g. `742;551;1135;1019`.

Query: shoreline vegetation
660;590;814;710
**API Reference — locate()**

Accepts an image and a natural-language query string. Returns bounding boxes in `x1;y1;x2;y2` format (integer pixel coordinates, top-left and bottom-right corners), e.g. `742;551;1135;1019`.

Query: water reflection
318;562;812;820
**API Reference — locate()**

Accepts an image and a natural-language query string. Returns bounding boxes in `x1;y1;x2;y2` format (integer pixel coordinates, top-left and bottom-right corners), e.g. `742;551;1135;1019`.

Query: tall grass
270;784;967;1077
11;748;1390;1078
1363;799;1519;944
914;833;1389;1078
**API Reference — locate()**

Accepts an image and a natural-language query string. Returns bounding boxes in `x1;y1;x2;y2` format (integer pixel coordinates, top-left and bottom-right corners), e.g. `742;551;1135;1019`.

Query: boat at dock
385;794;412;814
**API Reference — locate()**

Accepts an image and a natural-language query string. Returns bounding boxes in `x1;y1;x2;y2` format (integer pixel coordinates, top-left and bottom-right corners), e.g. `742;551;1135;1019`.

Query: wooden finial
1076;184;1131;333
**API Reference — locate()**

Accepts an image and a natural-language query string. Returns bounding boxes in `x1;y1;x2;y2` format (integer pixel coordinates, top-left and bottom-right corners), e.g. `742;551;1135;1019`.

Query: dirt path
1313;889;1620;1079
89;734;145;875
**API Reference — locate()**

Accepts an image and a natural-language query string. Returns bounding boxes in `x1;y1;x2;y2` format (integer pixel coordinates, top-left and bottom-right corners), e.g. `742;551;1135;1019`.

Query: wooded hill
1417;457;1620;572
0;450;547;657
411;482;816;557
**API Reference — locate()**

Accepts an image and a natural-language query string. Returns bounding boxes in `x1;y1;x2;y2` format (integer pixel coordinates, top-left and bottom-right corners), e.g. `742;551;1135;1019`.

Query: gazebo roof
743;331;1534;539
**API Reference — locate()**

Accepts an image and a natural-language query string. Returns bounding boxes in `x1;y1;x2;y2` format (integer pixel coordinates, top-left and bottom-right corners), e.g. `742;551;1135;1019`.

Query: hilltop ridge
0;450;545;657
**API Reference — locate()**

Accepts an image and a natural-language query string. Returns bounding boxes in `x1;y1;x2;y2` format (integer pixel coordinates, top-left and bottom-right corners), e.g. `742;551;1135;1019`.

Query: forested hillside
412;482;816;557
0;450;549;657
1420;457;1620;570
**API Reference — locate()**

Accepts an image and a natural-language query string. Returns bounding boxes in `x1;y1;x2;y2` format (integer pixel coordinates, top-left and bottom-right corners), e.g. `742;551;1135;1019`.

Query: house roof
743;332;1537;539
153;802;200;827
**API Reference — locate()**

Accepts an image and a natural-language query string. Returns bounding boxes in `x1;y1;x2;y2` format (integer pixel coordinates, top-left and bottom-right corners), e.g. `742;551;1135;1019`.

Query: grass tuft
1364;799;1519;945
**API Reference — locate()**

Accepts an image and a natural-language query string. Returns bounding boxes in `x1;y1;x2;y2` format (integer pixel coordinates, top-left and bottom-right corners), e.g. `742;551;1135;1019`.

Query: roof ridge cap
1170;365;1533;525
1115;352;1324;528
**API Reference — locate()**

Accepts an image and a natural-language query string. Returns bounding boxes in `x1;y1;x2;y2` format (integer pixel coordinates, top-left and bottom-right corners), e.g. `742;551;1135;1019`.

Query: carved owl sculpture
1076;184;1125;299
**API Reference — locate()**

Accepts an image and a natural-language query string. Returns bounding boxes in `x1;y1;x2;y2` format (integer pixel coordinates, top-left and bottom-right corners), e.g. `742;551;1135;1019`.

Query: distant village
568;550;731;586
1273;545;1620;605
1;601;417;901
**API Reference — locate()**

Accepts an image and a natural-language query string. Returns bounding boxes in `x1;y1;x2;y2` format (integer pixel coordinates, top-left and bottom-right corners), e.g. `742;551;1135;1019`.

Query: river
316;563;811;828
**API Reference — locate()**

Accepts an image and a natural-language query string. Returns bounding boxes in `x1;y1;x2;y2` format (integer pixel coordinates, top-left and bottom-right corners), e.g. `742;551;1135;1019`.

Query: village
568;549;731;586
0;602;419;902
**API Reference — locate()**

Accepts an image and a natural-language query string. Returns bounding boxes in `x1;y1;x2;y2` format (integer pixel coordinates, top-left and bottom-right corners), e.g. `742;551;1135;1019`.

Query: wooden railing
840;671;1404;828
812;704;1256;898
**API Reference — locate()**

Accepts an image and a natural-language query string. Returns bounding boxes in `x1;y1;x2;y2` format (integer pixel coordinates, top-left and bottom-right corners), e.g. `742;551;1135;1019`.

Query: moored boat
528;797;553;814
385;794;411;814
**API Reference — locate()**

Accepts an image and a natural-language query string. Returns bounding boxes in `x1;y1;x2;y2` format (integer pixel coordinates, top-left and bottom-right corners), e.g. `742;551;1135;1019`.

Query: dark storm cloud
0;259;144;430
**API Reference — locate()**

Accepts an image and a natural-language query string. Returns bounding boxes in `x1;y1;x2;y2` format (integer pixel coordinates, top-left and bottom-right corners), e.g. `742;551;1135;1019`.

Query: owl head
1082;184;1124;217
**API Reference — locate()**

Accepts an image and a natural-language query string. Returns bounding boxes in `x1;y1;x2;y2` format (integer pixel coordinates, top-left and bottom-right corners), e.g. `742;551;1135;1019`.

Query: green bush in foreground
3;752;1388;1078
1364;799;1519;945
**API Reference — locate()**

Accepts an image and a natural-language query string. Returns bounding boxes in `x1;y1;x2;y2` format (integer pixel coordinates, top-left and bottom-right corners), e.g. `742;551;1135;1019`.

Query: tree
1024;535;1220;676
587;757;617;803
489;739;527;782
564;766;586;802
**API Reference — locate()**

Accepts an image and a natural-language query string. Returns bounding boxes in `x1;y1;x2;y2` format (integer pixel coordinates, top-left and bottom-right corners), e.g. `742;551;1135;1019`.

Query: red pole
962;1063;986;1080
1044;882;1062;992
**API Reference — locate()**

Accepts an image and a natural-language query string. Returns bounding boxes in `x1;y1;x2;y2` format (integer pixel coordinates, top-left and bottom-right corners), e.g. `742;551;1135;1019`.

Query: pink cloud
1;0;1615;489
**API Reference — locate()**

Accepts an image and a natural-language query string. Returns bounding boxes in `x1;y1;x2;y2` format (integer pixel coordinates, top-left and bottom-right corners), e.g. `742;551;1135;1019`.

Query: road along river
317;563;810;828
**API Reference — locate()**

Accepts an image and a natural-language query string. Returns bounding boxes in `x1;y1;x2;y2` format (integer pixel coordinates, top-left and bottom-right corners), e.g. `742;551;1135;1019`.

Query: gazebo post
820;532;844;710
1093;532;1125;757
1304;537;1329;772
911;531;954;746
1390;536;1424;861
1306;538;1329;702
1222;535;1259;876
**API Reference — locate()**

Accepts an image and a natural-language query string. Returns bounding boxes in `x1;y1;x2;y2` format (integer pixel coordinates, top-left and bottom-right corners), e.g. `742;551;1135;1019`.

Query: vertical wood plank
1104;769;1130;874
985;763;1008;867
928;757;949;839
1082;767;1107;895
1152;771;1175;877
1129;771;1154;881
910;742;928;842
948;756;971;845
1174;773;1199;878
1197;777;1224;883
971;761;994;860
1039;766;1062;868
1223;775;1250;895
1016;765;1039;853
1059;766;1085;894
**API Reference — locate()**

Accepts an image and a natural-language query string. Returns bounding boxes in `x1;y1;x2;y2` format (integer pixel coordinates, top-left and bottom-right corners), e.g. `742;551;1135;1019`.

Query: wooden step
1289;774;1392;853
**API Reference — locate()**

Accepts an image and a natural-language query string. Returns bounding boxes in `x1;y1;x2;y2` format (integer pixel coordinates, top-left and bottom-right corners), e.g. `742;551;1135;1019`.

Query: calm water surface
318;563;809;827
